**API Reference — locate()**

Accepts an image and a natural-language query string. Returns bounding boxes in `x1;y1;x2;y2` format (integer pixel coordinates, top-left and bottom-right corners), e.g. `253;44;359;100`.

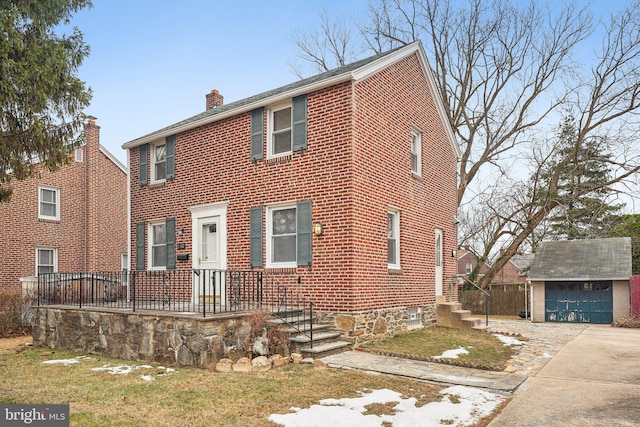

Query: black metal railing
37;270;314;344
262;274;314;347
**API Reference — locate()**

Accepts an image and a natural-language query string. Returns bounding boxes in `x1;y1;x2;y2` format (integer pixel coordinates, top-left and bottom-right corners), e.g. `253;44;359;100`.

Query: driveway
489;325;640;426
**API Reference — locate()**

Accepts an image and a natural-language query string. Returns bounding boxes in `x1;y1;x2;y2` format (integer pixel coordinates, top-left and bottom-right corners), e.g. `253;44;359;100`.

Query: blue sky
68;0;619;165
68;0;368;163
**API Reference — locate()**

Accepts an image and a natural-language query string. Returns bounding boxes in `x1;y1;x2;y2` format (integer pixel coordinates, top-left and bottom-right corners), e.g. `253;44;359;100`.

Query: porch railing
36;270;314;344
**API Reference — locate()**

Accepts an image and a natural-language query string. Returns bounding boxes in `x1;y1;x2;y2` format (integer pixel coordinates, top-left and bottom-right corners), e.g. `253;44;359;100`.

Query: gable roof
122;42;461;159
528;237;632;281
509;253;534;273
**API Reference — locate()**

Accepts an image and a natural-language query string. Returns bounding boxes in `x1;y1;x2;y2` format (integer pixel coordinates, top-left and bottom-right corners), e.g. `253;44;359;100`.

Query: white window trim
388;208;401;270
411;128;422;176
35;247;57;275
75;147;84;162
266;202;297;269
466;263;472;274
267;101;293;159
38;185;60;220
150;141;167;183
148;220;167;270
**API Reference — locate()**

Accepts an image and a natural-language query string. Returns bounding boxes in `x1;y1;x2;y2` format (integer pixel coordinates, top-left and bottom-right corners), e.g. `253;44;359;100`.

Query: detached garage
529;237;632;324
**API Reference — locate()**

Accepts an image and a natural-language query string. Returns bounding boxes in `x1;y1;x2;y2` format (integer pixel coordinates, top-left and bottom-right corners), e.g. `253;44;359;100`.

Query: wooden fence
459;286;530;316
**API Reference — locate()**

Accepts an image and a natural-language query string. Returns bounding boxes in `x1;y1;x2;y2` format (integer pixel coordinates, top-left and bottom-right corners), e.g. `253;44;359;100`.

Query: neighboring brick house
123;42;460;334
457;247;490;278
0;119;128;293
491;253;533;286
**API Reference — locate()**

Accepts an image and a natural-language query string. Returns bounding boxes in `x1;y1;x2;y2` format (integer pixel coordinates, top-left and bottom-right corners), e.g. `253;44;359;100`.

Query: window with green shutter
267;94;308;158
292;94;308;152
266;201;312;268
251;108;264;161
250;207;263;267
139;144;148;185
166;135;176;179
136;222;145;270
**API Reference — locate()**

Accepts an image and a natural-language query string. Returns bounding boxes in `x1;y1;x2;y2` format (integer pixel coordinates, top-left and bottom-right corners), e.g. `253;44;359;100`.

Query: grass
360;327;519;370
0;337;447;427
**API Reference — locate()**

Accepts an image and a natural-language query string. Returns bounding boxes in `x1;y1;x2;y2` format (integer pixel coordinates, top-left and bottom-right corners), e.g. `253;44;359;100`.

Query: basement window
407;307;422;328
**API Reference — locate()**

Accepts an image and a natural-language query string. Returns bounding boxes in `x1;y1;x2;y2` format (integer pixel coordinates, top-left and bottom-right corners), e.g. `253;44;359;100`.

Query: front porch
31;269;333;366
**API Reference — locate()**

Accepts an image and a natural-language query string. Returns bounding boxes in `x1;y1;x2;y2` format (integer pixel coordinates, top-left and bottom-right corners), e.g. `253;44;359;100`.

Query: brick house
457;247;490;278
123;42;460;336
0;119;128;293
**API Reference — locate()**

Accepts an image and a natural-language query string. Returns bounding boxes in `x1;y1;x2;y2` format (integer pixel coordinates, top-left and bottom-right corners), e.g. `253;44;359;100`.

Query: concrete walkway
322;351;526;392
489;325;640;426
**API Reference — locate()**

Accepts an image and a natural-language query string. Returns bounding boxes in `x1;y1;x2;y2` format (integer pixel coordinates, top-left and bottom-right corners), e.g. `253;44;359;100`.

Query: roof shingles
528;237;632;281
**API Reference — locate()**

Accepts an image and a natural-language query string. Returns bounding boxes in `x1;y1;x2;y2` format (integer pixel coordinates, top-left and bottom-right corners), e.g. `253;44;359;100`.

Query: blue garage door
545;281;613;323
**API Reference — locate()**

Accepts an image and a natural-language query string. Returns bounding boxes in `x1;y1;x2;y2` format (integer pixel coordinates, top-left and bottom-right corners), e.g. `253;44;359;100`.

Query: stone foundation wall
317;304;437;346
32;307;256;367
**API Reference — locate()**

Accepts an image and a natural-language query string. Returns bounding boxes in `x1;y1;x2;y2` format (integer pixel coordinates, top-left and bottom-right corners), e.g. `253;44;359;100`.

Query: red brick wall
0;124;127;292
129;52;458;312
85;123;128;271
351;53;458;310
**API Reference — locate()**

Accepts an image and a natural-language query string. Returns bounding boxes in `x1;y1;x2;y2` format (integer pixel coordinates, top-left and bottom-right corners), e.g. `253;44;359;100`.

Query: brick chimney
206;89;224;110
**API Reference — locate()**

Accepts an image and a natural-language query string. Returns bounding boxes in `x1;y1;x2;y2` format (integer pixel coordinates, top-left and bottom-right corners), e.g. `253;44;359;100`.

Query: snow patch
269;385;505;427
432;347;469;359
493;334;523;346
41;356;91;366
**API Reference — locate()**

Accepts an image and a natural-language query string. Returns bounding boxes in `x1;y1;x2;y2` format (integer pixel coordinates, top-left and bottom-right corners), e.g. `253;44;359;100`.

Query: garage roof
528;237;632;281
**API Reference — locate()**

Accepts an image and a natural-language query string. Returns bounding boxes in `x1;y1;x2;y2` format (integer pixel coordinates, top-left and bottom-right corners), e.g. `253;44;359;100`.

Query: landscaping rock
271;354;288;368
291;353;303;364
232;357;252;373
301;357;314;364
504;365;517;373
251;356;272;372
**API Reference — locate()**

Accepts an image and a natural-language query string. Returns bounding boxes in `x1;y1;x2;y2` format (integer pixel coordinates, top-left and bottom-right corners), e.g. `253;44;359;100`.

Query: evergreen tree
546;117;624;240
610;214;640;275
0;0;92;202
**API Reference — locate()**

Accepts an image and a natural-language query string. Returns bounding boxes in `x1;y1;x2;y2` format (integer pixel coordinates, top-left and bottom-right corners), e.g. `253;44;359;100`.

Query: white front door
190;202;228;305
435;229;443;299
197;217;220;270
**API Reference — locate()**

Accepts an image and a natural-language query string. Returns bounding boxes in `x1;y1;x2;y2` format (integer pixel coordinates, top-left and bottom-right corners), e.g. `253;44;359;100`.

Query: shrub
0;291;29;338
612;315;640;328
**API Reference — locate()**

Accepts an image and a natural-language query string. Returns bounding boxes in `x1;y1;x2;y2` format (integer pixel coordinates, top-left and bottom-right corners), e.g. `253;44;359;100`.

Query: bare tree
289;10;356;79
291;0;640;287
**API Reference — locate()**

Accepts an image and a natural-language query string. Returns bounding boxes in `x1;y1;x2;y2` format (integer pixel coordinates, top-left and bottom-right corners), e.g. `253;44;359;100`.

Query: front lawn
360;327;520;371
0;337;451;426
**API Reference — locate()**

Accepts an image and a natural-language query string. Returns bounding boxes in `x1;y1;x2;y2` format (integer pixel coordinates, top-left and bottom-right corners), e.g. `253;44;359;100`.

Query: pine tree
546;117;624;240
0;0;92;202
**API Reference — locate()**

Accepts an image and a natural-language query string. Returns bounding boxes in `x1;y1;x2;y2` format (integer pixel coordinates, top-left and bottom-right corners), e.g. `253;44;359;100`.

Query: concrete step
472;325;490;332
290;331;341;344
269;314;310;326
283;323;331;334
301;341;352;357
461;316;481;328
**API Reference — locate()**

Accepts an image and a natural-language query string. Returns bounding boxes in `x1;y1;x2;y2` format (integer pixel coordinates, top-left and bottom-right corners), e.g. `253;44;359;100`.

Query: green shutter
139;144;148;185
297;200;312;266
136;222;145;270
166;217;176;270
165;135;175;179
292;94;308;152
250;206;263;267
251;108;264;161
